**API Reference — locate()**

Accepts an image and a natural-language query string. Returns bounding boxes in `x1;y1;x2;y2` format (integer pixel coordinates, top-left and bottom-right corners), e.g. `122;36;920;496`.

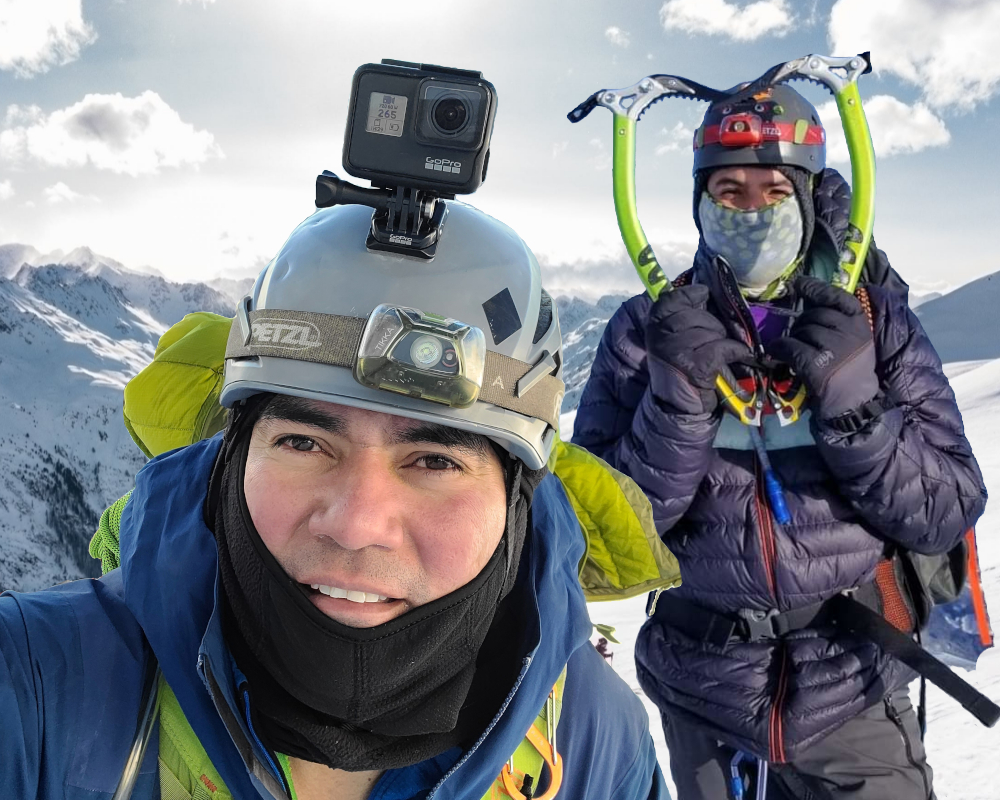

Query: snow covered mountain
915;270;1000;363
557;293;631;412
0;248;235;592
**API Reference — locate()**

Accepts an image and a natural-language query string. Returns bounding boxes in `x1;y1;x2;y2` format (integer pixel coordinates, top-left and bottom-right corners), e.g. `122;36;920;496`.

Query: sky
0;0;997;300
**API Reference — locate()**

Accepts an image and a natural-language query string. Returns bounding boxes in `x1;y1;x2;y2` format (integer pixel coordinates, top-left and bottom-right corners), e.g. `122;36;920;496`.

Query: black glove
767;275;879;421
646;284;753;415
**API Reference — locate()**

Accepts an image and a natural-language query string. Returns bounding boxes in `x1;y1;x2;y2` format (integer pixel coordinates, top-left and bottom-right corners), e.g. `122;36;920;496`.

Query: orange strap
965;530;994;648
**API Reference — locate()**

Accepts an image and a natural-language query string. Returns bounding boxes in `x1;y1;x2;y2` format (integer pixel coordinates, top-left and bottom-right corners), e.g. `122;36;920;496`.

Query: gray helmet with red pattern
693;84;826;176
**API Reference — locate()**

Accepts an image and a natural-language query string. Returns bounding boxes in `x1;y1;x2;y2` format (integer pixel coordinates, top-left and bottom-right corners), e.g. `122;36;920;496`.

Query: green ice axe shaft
614;108;760;424
833;78;875;292
739;53;876;292
612;114;667;298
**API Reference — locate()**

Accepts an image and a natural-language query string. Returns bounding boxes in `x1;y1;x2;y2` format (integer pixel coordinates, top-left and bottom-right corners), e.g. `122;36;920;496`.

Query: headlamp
719;113;763;147
355;304;486;408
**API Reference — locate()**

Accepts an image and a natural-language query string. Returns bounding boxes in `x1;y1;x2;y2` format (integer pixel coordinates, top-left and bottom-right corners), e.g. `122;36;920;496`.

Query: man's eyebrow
255;396;495;460
391;423;494;460
257;395;346;436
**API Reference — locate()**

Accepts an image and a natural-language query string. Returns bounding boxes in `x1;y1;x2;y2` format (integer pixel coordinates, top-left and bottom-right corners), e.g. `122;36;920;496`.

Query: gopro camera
343;60;498;195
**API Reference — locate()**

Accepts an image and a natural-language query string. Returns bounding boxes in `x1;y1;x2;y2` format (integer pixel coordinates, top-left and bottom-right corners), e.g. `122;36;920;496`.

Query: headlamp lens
410;335;444;367
355;305;486;408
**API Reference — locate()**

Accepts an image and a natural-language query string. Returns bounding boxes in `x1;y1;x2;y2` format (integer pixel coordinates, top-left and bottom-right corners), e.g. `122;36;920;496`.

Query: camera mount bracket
315;171;447;260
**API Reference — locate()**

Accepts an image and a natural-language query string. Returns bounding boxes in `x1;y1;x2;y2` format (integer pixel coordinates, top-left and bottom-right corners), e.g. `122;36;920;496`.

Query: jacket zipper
768;645;789;763
753;457;780;600
885;696;931;799
716;258;792;766
241;685;291;799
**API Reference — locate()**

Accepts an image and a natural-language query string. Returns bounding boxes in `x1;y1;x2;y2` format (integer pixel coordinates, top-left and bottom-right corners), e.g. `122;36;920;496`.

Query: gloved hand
766;275;878;420
645;284;753;415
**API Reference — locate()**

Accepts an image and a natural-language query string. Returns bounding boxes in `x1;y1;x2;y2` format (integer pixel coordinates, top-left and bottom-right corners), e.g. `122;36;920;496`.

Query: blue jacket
0;435;669;799
573;169;988;761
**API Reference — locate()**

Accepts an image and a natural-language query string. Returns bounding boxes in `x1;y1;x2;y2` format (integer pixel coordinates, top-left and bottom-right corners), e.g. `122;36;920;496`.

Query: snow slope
915;270;1000;363
0;254;235;592
575;355;1000;800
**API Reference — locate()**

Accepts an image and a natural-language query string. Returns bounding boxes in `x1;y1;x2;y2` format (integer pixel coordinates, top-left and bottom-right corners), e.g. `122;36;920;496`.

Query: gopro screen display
365;92;407;137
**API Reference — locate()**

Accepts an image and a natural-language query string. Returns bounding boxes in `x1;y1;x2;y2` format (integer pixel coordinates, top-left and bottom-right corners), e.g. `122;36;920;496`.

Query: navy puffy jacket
572;169;988;761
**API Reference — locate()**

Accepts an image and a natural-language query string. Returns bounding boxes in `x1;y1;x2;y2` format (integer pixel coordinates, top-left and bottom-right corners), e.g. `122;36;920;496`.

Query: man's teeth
310;584;389;603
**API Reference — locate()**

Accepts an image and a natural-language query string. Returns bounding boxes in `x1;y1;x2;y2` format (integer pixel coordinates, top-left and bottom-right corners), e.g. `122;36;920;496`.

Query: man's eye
416;454;461;472
276;435;318;452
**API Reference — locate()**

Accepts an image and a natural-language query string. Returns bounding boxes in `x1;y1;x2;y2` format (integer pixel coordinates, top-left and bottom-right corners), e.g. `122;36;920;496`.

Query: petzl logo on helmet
251;319;322;351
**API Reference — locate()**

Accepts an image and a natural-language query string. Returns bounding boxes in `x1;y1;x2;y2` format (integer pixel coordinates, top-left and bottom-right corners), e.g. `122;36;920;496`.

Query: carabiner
499;684;563;800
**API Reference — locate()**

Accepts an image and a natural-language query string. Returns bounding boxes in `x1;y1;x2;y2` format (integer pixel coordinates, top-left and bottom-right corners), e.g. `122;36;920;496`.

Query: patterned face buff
698;191;804;297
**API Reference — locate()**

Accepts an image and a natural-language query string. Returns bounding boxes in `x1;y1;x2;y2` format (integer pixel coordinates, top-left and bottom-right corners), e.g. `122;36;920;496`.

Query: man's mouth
307;583;396;604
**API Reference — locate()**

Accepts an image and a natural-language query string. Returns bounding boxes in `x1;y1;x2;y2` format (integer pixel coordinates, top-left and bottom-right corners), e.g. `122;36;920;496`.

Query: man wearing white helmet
0;197;679;799
574;82;987;799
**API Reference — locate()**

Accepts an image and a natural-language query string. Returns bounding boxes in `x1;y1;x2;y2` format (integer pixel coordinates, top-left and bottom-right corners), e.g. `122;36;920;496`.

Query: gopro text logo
425;157;461;174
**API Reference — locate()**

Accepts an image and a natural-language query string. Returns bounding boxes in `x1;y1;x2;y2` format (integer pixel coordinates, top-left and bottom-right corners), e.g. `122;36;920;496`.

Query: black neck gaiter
211;404;541;771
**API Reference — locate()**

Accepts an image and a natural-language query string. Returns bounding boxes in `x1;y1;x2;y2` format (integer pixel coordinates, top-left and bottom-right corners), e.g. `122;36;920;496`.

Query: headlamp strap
225;308;563;428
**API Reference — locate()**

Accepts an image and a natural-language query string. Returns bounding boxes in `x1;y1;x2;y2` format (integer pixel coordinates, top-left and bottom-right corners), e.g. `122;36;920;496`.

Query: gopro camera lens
432;96;469;134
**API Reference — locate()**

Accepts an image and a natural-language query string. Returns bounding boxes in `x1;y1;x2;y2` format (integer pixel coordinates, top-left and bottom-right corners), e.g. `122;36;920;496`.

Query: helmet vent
533;289;553;344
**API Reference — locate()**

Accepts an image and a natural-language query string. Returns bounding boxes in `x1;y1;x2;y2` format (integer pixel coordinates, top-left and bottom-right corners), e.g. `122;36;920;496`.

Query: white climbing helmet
221;201;563;469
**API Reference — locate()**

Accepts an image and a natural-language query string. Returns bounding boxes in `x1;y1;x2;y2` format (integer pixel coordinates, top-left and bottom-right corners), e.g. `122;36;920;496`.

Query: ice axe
568;54;875;426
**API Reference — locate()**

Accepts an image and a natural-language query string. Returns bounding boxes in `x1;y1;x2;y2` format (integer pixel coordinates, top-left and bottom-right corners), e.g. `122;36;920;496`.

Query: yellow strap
157;677;233;800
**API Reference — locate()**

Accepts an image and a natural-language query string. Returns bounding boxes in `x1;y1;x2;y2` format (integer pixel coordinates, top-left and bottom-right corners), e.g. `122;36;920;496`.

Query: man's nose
312;457;404;551
738;189;770;211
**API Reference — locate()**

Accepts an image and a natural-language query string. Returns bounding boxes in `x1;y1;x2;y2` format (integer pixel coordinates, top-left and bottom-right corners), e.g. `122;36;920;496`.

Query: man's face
243;396;508;629
706;166;794;211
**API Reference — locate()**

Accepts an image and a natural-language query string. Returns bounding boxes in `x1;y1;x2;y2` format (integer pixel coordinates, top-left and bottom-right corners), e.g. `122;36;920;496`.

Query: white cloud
830;0;1000;110
659;0;792;41
43;181;97;204
818;95;950;163
0;1;96;77
588;137;611;171
551;140;569;158
655;122;694;155
605;26;630;48
0;91;224;176
0;179;12;200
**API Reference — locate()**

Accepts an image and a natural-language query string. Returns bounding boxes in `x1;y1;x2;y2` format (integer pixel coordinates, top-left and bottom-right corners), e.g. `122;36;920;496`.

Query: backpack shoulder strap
157;676;234;800
487;667;567;800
